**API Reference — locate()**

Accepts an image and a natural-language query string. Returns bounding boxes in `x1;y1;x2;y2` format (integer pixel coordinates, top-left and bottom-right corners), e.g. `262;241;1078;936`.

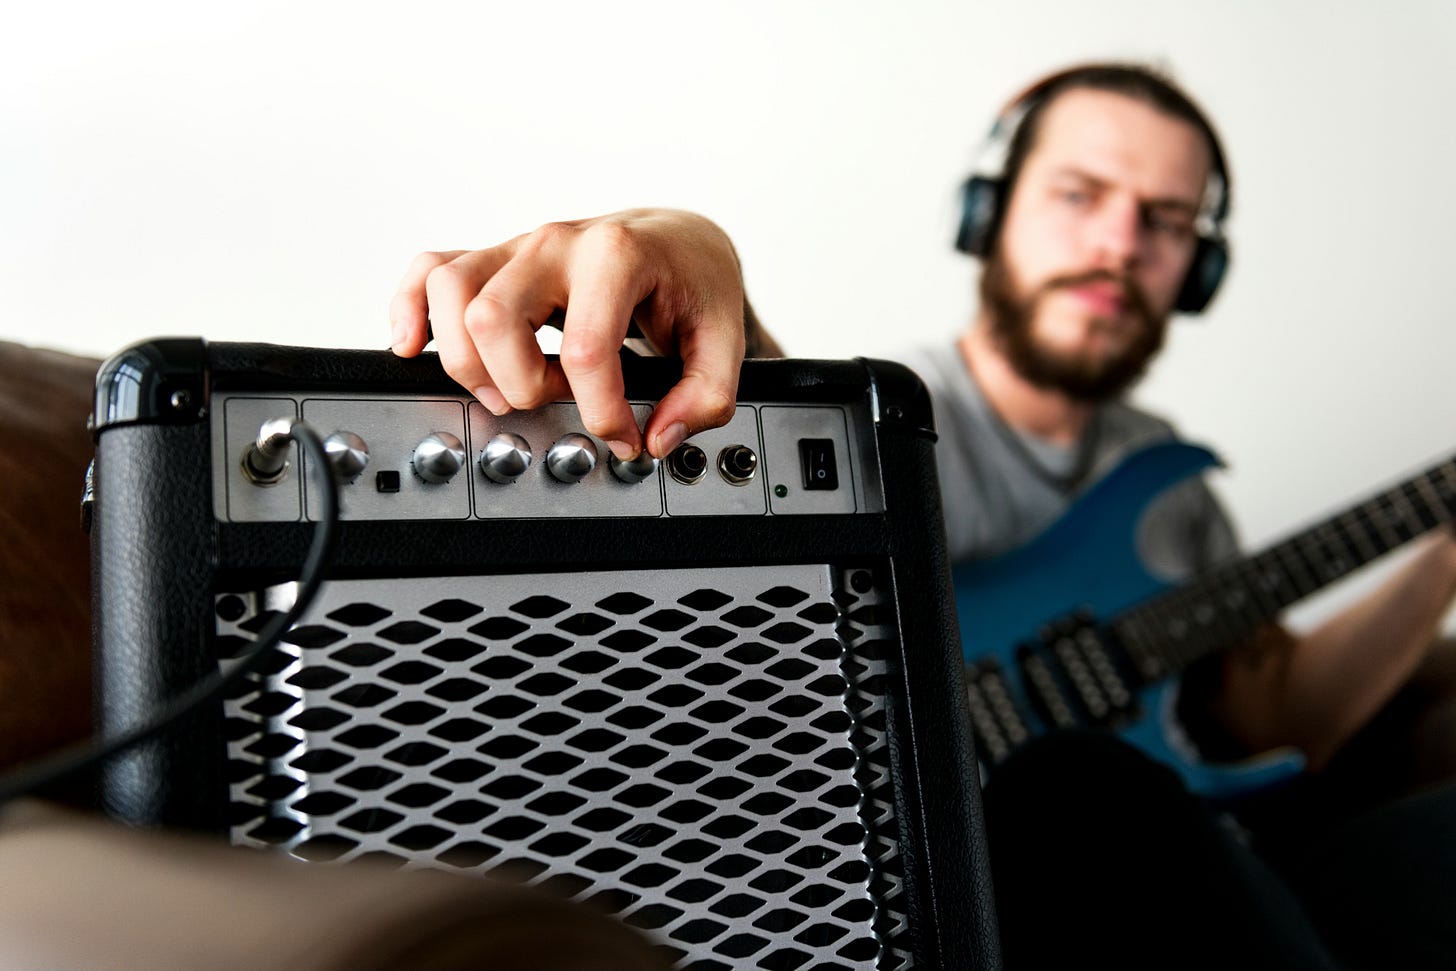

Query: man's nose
1090;196;1141;270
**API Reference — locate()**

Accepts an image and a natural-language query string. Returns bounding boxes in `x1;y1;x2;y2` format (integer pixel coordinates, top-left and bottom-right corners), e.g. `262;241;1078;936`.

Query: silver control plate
213;393;881;522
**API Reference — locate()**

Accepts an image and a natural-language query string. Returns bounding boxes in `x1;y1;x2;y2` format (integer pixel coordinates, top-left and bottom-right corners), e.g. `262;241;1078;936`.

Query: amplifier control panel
212;394;883;522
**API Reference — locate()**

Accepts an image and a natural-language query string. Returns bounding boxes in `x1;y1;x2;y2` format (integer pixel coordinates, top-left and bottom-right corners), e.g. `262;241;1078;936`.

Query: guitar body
954;439;1305;799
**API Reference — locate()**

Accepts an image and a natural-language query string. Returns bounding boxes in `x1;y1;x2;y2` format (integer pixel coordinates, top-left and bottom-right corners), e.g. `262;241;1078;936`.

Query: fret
1158;602;1209;669
1109;616;1163;682
1314;525;1346;580
1213;563;1270;631
1308;522;1357;585
1271;538;1321;599
1334;507;1381;563
1362;493;1406;549
1434;464;1456;512
1413;471;1453;526
1388;488;1424;542
1141;577;1244;670
1238;552;1296;616
1140;600;1190;670
1398;481;1440;532
1137;600;1184;668
1185;589;1239;658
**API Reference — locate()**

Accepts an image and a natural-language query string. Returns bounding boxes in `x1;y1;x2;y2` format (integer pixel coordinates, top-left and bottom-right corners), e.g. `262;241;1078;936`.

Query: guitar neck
1112;454;1456;679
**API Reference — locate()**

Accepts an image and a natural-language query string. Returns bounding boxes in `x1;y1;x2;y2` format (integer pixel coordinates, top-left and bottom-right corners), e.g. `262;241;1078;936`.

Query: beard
979;247;1169;403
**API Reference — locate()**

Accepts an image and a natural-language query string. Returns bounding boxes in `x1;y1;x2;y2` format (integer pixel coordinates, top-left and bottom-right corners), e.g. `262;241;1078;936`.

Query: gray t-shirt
897;344;1239;577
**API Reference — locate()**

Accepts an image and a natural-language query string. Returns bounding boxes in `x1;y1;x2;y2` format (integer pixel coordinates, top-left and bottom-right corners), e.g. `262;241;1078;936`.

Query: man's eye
1147;213;1195;238
1057;188;1090;206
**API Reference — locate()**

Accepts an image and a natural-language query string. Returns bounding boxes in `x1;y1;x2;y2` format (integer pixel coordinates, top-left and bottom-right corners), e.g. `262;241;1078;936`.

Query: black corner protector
857;358;937;440
92;337;209;436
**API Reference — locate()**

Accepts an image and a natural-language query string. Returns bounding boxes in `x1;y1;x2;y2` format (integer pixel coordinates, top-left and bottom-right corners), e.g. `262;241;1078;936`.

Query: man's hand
389;209;746;461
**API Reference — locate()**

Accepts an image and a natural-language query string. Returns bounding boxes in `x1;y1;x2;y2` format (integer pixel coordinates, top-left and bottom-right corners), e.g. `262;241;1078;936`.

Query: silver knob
479;432;532;484
545;433;597;483
412;431;466;483
324;431;369;482
609;450;658;484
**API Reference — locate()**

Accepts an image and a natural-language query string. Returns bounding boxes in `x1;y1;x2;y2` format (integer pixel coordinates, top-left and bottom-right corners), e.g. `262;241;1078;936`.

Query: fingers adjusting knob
480;432;532;484
412;431;467;483
609;450;658;484
546;433;597;484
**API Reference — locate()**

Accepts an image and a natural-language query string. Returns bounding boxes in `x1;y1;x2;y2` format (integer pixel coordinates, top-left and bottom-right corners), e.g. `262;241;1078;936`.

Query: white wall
5;0;1454;628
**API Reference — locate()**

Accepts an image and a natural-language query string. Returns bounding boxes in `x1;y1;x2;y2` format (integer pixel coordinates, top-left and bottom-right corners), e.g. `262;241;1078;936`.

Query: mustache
1036;269;1154;322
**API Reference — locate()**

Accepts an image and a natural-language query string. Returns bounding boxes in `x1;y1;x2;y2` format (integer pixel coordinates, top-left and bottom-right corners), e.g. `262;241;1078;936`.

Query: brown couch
0;341;668;970
0;342;96;770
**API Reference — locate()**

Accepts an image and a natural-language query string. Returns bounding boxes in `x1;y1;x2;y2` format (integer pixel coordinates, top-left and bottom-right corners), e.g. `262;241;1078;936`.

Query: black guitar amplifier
89;339;999;970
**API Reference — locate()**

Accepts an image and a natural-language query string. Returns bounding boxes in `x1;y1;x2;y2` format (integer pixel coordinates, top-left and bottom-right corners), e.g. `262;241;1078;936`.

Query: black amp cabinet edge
92;338;937;432
91;419;221;827
90;338;997;969
871;416;1001;971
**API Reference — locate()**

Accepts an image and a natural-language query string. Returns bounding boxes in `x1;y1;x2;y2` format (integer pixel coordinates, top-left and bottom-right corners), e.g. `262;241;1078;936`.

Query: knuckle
698;386;738;428
461;292;512;341
579;219;639;258
501;386;554;411
433;344;478;383
701;390;733;427
409;250;447;274
580;413;631;443
578;417;614;441
558;333;619;376
498;367;557;411
526;220;574;251
424;259;471;296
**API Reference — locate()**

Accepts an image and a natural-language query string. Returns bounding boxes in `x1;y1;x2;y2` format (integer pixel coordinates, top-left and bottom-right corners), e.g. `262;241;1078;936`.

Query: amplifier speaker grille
217;564;912;971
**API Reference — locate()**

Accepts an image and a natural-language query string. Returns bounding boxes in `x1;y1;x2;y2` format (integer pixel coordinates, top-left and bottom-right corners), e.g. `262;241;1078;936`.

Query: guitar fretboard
1112;456;1456;681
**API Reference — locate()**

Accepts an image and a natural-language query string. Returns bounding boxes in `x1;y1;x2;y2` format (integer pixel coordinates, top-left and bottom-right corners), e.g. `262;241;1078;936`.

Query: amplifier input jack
717;444;758;486
667;443;708;484
241;417;295;486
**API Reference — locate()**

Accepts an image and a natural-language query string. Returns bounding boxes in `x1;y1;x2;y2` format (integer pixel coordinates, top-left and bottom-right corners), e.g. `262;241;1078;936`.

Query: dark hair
1001;63;1231;223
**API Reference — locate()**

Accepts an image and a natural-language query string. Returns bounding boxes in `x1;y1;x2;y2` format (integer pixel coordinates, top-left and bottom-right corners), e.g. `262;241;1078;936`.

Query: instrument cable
0;419;339;807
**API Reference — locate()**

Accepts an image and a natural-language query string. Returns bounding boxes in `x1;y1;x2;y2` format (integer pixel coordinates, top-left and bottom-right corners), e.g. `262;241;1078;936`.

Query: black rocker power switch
798;438;839;491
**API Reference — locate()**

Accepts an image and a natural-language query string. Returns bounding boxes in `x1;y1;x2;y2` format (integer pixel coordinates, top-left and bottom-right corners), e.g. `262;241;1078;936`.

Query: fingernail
474;386;510;415
390;318;405;350
654;421;688;458
608;440;639;462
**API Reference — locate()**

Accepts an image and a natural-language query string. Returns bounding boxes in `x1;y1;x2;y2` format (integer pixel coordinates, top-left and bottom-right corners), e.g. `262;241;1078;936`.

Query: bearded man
390;63;1456;970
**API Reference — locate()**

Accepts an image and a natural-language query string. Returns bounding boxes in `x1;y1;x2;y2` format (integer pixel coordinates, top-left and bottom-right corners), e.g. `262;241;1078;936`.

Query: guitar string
1001;459;1456;729
1111;461;1456;675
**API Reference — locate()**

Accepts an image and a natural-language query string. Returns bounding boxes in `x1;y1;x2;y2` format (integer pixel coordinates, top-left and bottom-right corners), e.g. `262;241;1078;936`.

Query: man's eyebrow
1145;198;1200;217
1047;166;1201;215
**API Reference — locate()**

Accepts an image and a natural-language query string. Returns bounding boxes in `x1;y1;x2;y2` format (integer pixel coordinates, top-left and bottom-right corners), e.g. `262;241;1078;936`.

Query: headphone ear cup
956;176;1004;258
1174;235;1228;314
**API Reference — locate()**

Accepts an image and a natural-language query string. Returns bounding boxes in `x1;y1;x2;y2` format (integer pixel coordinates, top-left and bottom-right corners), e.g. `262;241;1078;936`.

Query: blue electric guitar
954;440;1456;800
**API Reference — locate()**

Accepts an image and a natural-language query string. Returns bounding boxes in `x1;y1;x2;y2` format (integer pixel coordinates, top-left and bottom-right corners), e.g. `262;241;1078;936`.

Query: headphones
954;65;1231;315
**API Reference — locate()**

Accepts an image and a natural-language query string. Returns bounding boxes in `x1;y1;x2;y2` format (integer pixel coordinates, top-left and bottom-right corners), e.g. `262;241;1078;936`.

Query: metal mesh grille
217;565;910;970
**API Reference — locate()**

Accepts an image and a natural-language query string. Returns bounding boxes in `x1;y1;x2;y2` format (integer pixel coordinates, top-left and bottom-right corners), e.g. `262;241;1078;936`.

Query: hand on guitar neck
956;441;1456;798
1222;528;1456;771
